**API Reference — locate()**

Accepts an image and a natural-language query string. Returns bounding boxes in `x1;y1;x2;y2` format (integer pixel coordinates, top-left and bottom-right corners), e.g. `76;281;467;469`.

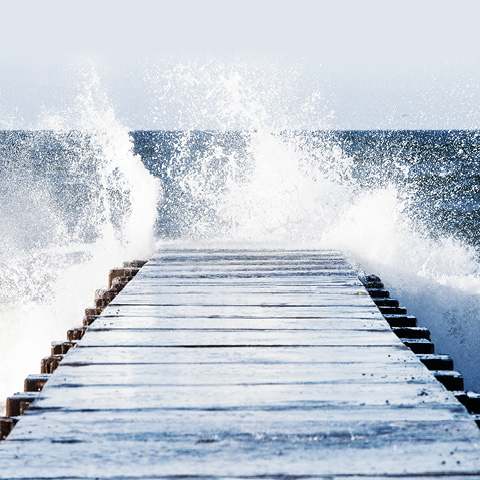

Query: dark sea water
334;130;480;248
2;129;479;248
1;128;480;410
131;130;480;248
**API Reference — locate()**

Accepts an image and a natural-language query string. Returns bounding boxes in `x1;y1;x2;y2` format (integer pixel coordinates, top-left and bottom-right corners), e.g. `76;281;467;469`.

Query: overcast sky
1;0;480;130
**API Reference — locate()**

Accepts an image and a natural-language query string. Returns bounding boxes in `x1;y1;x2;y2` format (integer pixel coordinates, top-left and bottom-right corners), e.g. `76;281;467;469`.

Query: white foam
1;57;480;419
0;64;161;413
150;60;480;391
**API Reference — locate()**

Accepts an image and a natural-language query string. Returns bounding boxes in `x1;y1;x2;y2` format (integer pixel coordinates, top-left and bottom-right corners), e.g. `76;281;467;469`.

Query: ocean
1;127;480;414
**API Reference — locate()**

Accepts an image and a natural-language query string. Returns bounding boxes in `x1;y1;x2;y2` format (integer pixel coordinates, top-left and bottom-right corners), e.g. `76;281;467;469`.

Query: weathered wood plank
27;382;460;411
9;407;474;439
0;435;479;478
62;344;419;365
132;276;365;285
78;329;403;347
91;316;390;330
148;249;344;262
109;292;376;307
102;304;386;319
121;283;367;293
137;265;354;279
134;269;357;280
46;361;439;387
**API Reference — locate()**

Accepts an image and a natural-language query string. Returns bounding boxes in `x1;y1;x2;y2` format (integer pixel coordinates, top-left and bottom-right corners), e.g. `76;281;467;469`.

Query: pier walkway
1;249;480;478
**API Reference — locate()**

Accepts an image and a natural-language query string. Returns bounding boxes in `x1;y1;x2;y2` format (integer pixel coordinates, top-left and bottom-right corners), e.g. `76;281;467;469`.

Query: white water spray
1;56;479;418
0;65;161;413
149;59;480;390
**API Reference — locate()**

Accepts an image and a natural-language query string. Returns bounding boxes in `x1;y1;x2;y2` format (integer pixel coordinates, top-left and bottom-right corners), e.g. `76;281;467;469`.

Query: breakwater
0;249;479;478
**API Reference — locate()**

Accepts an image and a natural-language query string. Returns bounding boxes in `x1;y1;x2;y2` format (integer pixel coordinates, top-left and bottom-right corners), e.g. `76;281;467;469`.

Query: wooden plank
133;269;357;280
8;408;473;439
47;361;440;387
0;433;479;478
109;292;377;307
132;275;365;285
141;252;353;264
148;249;344;262
121;283;367;293
27;383;461;411
142;252;350;263
62;344;419;365
102;304;386;318
137;265;356;274
78;328;403;347
91;316;390;330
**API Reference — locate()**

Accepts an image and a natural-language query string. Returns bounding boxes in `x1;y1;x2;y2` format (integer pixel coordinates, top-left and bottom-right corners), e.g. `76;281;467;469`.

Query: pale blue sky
1;0;480;129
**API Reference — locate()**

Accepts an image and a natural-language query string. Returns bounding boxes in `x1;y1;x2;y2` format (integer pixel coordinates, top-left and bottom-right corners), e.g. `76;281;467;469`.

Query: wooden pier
1;249;480;478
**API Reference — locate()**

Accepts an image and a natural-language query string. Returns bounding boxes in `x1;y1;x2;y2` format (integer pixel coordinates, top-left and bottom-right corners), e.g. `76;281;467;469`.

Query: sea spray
147;58;348;243
147;58;331;131
1;56;480;415
157;127;480;391
146;60;480;390
0;66;160;413
327;185;480;391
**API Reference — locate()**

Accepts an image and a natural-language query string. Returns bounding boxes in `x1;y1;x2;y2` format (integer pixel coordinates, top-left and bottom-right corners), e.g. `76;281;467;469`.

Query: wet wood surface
1;249;480;479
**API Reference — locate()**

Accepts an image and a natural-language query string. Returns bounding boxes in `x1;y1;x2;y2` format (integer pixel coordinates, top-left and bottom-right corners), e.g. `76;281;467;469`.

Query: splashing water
157;126;480;390
147;59;349;244
0;65;161;412
147;59;480;390
1;57;480;417
327;185;480;392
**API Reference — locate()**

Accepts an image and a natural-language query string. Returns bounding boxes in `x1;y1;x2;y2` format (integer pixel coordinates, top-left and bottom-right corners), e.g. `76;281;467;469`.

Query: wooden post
24;374;51;392
0;417;18;440
6;393;38;417
40;355;64;374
